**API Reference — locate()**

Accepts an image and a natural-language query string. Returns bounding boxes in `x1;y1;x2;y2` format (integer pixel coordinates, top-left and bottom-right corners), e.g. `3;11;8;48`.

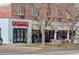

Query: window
31;7;39;16
17;6;25;19
32;30;41;43
31;4;40;20
75;4;79;7
31;4;40;17
56;9;62;17
46;8;51;17
56;30;67;40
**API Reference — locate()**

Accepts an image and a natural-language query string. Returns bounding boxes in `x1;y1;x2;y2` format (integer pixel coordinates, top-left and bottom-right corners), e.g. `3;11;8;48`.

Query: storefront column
54;31;57;40
67;30;70;40
27;21;32;44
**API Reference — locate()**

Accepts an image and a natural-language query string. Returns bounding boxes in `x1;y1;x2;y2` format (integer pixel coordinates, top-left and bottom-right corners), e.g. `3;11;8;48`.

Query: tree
64;5;79;44
40;4;54;44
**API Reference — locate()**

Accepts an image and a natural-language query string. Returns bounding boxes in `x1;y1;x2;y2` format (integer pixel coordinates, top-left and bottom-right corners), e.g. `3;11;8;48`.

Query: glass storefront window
45;30;54;42
45;30;49;42
56;30;67;40
49;30;54;39
69;30;75;39
13;29;17;42
56;31;61;40
32;30;41;43
13;28;27;43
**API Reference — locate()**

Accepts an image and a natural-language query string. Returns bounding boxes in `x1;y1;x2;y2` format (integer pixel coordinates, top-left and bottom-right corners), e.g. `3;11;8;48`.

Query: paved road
0;45;79;55
32;49;79;55
68;53;79;55
30;47;79;55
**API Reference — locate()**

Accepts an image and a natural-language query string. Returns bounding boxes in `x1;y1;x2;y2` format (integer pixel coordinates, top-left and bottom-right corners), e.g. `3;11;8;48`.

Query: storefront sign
12;21;29;26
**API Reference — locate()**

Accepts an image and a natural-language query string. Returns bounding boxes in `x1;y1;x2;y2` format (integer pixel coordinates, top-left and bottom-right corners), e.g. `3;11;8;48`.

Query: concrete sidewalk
0;44;79;55
0;45;43;54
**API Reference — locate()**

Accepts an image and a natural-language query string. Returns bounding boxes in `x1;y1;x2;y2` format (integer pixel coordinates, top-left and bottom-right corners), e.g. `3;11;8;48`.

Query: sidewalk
0;44;79;54
0;44;43;54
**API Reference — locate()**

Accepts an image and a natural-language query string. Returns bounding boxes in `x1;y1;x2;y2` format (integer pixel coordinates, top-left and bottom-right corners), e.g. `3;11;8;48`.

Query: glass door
13;28;27;43
17;29;20;42
23;29;27;43
13;28;17;43
20;29;24;42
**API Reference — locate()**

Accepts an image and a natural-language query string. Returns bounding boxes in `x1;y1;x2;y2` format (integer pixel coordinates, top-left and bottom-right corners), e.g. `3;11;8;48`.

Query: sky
0;3;10;6
0;3;79;7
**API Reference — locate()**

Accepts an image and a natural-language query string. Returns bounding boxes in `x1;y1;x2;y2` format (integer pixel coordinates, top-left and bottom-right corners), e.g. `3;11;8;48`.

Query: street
0;45;79;55
32;48;79;55
30;47;79;55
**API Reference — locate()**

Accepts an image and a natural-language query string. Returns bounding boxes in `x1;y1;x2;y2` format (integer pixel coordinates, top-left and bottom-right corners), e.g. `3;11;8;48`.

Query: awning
32;24;40;30
46;26;53;30
32;25;54;30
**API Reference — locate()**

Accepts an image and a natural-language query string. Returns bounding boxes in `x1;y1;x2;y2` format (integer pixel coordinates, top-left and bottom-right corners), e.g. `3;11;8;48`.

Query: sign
12;21;29;26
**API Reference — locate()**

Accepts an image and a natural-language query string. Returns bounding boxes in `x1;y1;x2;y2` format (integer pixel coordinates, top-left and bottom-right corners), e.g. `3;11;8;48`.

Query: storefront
32;21;54;43
0;18;32;44
50;22;77;44
45;26;54;42
32;21;42;43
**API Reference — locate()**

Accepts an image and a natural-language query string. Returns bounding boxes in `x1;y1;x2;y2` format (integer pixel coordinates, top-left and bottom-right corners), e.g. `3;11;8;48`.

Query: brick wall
0;4;11;18
0;3;78;22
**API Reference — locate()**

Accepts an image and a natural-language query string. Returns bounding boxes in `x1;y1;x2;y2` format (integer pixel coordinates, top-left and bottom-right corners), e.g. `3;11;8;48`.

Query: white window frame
56;9;61;17
17;6;25;15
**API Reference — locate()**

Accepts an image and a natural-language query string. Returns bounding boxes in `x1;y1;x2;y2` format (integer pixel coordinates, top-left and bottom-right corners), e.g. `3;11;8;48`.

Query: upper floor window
75;4;79;7
66;8;72;18
31;7;39;17
31;4;40;20
56;9;62;17
17;6;25;19
46;8;51;17
46;4;51;17
31;4;40;17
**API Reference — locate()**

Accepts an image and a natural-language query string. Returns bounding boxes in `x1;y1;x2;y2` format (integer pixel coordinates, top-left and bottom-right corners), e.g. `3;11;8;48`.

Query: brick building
0;3;79;44
0;4;11;18
11;3;78;20
0;3;79;21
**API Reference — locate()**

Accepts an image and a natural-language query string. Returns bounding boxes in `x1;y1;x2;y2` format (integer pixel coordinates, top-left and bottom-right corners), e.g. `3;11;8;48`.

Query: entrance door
13;28;27;43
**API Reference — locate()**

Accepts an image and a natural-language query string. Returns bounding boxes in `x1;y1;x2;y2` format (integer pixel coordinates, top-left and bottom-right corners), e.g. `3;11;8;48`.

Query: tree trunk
41;21;46;45
70;24;75;44
71;30;74;44
41;29;45;45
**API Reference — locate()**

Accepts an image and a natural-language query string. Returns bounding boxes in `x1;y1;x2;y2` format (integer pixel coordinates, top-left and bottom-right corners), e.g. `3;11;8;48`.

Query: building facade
0;18;32;44
0;3;79;44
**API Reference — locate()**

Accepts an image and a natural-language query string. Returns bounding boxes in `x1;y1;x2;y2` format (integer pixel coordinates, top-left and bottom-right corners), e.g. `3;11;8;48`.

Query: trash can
0;38;3;45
